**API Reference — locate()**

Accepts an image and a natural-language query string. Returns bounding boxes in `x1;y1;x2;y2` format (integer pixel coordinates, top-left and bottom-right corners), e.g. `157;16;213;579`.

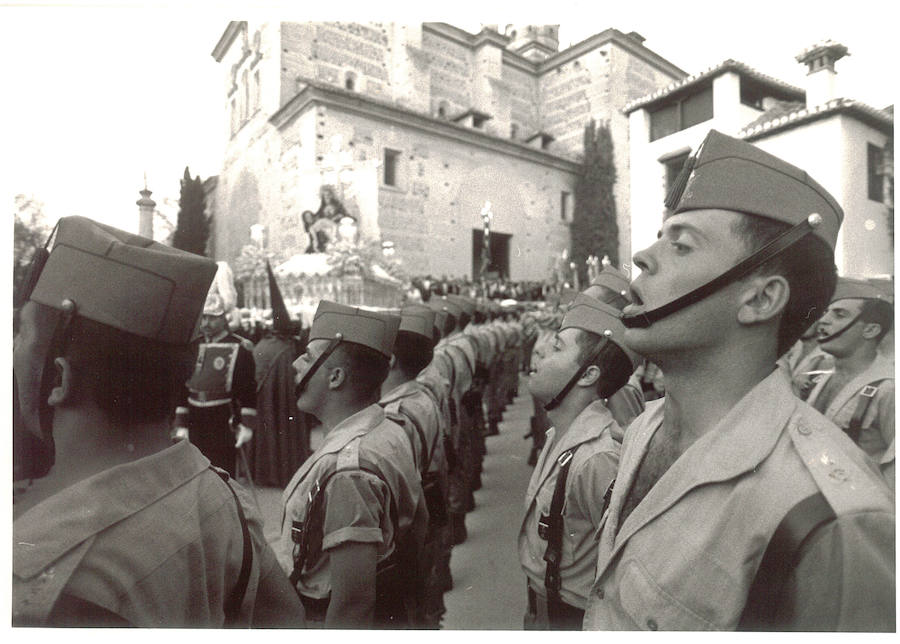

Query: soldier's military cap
831;278;893;304
308;300;400;359
428;297;460;329
558;288;577;308
445;294;475;318
27;216;217;345
399;305;436;342
585;265;632;309
667;129;842;250
560;293;640;369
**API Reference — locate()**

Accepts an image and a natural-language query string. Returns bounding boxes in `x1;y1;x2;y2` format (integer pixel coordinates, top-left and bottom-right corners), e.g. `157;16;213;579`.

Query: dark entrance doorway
472;229;511;279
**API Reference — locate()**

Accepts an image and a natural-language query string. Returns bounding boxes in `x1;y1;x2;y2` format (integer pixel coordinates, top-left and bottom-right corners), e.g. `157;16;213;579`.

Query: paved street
246;376;536;630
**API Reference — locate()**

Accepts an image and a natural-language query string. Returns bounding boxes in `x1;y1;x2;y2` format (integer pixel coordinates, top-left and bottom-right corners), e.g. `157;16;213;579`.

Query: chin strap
623;214;823;329
816;312;863;344
294;334;343;397
544;333;609;411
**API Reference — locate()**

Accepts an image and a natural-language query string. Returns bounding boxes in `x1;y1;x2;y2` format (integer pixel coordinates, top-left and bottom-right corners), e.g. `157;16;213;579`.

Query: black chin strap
816;313;863;344
544;336;607;411
295;334;343;396
622;214;822;329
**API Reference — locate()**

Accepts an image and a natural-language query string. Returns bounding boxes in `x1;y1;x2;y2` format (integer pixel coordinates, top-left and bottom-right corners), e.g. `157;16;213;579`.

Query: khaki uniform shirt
13;440;298;627
519;400;622;609
381;380;446;478
279;405;427;600
583;370;895;631
806;354;894;487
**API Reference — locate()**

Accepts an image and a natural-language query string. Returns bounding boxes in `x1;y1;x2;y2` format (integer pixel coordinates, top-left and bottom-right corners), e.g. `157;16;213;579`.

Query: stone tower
136;177;155;239
505;24;560;62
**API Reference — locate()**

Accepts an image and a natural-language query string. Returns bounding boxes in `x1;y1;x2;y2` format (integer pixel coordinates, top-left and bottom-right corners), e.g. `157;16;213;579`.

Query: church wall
271;102;576;281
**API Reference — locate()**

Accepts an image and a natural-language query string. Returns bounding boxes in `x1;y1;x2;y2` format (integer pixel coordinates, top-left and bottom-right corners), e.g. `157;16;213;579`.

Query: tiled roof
623;59;804;114
739;97;894;141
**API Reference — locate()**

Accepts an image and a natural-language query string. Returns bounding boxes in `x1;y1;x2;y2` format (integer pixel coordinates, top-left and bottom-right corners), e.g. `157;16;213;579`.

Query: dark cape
249;334;313;487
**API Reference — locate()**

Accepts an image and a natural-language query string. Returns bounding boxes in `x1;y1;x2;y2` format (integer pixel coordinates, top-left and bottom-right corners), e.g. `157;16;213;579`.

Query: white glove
234;424;253;448
173;427;189;441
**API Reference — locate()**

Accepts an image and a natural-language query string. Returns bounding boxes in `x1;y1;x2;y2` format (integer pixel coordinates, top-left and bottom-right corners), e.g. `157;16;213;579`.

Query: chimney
795;40;849;107
136;176;155;239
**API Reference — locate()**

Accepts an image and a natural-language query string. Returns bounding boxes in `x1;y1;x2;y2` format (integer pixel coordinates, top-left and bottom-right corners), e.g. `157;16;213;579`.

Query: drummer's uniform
177;330;257;476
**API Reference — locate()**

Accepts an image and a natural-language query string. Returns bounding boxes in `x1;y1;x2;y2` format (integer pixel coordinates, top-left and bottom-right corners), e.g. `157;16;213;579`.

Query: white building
625;41;893;279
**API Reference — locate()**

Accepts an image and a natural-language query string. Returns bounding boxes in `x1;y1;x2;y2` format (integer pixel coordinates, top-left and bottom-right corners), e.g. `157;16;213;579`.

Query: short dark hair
328;341;391;398
860;298;894;342
457;311;471;331
393;331;434;378
731;214;837;357
62;312;193;427
573;329;633;400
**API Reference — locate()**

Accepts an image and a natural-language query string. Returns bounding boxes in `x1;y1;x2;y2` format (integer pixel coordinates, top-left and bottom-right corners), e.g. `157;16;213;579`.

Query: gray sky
3;0;895;234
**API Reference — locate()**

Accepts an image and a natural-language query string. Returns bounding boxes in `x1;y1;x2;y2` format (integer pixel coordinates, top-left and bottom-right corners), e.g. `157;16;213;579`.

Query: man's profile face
623;209;753;357
293;338;331;414
528;327;585;404
817;298;866;357
200;313;227;338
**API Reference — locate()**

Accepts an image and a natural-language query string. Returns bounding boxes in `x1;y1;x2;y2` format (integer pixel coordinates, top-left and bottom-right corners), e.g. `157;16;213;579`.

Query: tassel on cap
664;134;710;210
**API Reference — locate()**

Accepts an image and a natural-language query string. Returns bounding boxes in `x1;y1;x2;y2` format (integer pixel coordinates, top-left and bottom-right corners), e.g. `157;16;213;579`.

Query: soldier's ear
327;366;346;390
861;321;883;341
47;357;74;407
737;275;789;325
579;364;602;388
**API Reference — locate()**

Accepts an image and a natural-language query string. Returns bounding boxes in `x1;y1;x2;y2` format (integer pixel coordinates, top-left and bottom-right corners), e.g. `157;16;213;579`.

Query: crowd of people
408;275;555;303
12;129;895;630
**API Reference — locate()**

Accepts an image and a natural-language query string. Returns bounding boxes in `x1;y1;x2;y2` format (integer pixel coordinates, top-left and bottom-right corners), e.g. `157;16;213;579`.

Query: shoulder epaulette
787;411;893;516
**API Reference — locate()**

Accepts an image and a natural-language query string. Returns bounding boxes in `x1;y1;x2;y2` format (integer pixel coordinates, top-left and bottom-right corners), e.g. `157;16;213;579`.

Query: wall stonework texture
212;22;684;281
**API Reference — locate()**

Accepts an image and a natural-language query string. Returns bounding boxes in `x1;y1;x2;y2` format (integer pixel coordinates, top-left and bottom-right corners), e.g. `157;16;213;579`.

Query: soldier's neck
658;345;776;450
15;407;172;516
546;390;598;440
319;395;378;434
381;369;412;398
832;343;878;379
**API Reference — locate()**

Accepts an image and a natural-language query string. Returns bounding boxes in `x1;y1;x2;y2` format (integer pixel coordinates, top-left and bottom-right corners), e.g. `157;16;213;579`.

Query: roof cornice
539;28;687;79
270;79;580;174
740;98;894;141
623;59;805;114
212;21;246;62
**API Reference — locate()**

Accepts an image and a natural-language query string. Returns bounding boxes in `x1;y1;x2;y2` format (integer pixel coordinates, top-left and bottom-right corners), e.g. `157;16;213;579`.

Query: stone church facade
209;21;685;280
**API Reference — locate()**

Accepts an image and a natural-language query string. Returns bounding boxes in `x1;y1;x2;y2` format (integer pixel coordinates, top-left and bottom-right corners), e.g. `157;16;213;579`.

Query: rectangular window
681;86;713;129
649;84;713;141
560;191;570;221
649;103;679;141
868;143;884;203
383;148;400;187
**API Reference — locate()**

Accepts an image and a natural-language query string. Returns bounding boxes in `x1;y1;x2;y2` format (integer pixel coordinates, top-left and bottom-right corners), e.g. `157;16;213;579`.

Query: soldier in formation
807;277;894;488
12;217;305;627
519;278;638;628
12;128;894;632
582;130;894;631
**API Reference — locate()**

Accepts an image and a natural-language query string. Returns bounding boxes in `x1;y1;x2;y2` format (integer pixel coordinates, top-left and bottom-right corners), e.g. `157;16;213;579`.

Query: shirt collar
14;440;209;579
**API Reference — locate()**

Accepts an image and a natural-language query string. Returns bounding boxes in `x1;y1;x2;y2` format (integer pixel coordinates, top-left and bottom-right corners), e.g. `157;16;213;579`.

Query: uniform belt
188;396;231;407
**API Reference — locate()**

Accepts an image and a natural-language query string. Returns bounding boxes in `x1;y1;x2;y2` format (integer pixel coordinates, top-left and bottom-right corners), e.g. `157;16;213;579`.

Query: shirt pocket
618;558;717;631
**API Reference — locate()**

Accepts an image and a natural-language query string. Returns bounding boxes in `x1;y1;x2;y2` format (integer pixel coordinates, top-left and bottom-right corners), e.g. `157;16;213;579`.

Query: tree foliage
14;194;52;298
571;119;619;283
171;166;210;256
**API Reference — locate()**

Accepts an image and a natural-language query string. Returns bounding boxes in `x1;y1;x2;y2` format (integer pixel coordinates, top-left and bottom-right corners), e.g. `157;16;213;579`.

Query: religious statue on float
302;185;358;253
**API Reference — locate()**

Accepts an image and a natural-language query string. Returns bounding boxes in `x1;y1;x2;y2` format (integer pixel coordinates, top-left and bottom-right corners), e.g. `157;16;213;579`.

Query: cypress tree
172;166;211;256
571;119;619;283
